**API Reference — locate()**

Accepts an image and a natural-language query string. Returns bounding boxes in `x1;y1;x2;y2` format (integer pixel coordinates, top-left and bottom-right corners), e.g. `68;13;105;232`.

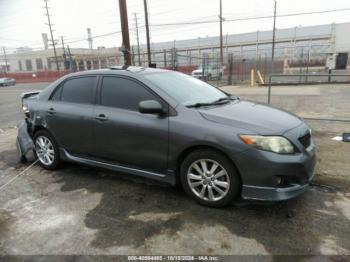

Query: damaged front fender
16;120;35;163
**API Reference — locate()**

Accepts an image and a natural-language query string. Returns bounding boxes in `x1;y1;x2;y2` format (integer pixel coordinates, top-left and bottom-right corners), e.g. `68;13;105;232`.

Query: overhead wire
3;6;350;51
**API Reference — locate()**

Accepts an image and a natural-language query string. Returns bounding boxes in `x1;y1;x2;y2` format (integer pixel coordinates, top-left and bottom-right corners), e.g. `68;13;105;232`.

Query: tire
33;130;60;170
180;149;240;207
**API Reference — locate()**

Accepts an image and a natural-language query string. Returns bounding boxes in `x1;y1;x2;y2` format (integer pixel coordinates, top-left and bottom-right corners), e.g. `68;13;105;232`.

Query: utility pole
61;36;67;70
2;47;8;74
271;0;277;75
118;0;131;65
67;45;74;71
219;0;224;65
143;0;152;66
43;0;59;72
134;13;141;66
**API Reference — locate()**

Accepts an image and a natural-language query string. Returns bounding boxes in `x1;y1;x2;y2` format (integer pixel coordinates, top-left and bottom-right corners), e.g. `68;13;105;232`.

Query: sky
1;0;350;54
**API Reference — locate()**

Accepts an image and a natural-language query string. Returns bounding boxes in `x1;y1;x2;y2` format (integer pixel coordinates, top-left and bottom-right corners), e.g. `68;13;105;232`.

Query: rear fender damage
16;120;35;163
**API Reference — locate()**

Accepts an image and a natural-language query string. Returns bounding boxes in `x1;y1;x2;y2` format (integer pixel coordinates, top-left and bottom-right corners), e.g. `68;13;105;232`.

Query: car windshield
143;71;228;106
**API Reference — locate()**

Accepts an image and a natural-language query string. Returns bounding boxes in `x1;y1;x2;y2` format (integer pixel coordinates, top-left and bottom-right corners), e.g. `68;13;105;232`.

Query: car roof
38;66;176;102
66;66;170;77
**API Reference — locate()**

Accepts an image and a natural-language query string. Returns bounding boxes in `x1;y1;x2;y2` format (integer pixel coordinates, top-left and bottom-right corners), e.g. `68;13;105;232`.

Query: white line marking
0;160;39;192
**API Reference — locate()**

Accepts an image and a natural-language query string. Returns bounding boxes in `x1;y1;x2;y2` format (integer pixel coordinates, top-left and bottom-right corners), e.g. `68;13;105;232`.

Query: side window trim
49;83;63;101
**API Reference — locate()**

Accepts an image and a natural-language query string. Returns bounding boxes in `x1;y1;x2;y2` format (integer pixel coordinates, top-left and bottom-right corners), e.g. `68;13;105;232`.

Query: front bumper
242;182;311;201
235;146;316;201
232;124;316;201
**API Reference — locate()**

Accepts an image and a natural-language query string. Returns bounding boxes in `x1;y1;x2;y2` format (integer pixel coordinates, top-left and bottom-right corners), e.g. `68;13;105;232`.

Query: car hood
199;100;303;135
192;69;202;74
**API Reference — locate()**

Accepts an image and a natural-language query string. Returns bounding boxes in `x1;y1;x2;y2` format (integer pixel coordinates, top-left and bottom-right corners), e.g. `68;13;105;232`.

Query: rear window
56;76;96;104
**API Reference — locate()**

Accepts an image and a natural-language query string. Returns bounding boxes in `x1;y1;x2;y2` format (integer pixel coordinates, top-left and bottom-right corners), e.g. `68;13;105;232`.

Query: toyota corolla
17;66;316;207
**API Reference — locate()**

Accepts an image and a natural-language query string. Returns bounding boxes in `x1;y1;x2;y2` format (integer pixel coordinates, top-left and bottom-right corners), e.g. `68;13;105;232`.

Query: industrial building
2;22;350;73
4;47;121;73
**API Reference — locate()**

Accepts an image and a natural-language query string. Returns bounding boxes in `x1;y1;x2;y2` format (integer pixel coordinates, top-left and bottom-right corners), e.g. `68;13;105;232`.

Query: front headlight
239;135;295;154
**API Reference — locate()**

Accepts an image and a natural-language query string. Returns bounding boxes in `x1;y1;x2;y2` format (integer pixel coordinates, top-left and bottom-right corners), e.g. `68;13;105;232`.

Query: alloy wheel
35;136;55;165
187;159;230;202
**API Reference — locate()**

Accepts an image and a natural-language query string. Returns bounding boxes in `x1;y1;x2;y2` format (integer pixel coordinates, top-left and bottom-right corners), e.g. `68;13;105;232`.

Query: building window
36;58;43;70
18;60;23;71
25;60;33;71
47;58;52;70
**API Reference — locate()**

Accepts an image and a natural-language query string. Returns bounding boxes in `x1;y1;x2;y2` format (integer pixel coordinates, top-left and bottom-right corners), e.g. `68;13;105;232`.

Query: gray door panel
46;102;94;155
93;106;169;173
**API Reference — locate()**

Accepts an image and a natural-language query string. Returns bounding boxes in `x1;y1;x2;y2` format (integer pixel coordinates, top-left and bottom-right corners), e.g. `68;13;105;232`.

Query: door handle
95;114;108;121
48;108;56;115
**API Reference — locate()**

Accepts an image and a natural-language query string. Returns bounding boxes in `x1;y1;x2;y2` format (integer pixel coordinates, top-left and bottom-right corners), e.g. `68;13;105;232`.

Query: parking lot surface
0;83;350;256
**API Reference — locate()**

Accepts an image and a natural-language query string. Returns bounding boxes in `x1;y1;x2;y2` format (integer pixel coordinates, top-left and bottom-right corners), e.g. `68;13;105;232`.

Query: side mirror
138;100;164;115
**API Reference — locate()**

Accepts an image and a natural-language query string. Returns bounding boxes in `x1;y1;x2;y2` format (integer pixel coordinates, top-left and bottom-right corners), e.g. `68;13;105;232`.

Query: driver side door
92;76;169;173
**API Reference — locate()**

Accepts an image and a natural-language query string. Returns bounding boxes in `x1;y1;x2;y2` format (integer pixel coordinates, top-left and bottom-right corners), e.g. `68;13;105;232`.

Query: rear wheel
34;130;60;170
180;149;240;207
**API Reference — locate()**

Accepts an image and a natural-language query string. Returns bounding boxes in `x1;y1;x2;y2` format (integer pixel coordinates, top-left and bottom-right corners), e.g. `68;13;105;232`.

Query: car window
60;76;96;104
143;71;227;106
51;85;62;101
100;76;157;111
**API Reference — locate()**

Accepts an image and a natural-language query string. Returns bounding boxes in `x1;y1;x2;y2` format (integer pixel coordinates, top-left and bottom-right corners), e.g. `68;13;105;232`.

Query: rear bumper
16;120;35;162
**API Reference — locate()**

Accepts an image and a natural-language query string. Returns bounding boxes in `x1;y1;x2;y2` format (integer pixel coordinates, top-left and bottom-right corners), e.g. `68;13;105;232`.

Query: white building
4;22;350;72
6;47;121;73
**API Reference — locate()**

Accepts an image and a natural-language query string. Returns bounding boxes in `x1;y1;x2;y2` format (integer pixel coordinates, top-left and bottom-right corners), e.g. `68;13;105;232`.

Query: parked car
0;77;16;86
17;66;316;207
191;64;224;80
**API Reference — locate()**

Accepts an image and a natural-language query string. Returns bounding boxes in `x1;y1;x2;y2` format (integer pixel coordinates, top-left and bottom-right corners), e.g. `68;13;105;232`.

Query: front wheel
34;130;60;170
180;149;241;207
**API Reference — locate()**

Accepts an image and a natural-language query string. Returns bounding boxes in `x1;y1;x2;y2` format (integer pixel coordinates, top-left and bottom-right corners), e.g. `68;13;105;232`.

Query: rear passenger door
93;76;169;173
46;76;97;156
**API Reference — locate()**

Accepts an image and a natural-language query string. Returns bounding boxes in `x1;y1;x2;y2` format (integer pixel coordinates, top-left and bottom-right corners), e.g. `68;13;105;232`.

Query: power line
64;30;123;44
4;6;350;51
150;7;350;27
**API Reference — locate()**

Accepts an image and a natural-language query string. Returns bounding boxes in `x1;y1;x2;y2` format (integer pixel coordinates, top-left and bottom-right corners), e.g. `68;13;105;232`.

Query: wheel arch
32;125;57;143
174;144;242;184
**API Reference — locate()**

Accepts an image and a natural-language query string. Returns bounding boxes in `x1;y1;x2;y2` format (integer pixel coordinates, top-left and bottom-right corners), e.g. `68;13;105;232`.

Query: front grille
299;132;311;148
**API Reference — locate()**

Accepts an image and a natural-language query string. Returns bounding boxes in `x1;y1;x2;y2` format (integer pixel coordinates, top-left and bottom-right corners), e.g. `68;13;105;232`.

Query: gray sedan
17;66;316;207
0;77;16;86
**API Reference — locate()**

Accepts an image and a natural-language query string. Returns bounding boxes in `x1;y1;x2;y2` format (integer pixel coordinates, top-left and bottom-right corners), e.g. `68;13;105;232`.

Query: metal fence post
163;49;167;68
268;75;272;104
227;53;233;85
328;69;332;83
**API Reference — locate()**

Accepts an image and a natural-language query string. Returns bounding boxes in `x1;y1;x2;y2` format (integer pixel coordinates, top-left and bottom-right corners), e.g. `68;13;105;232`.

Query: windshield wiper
187;95;240;108
210;95;239;104
187;102;218;108
187;99;230;108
